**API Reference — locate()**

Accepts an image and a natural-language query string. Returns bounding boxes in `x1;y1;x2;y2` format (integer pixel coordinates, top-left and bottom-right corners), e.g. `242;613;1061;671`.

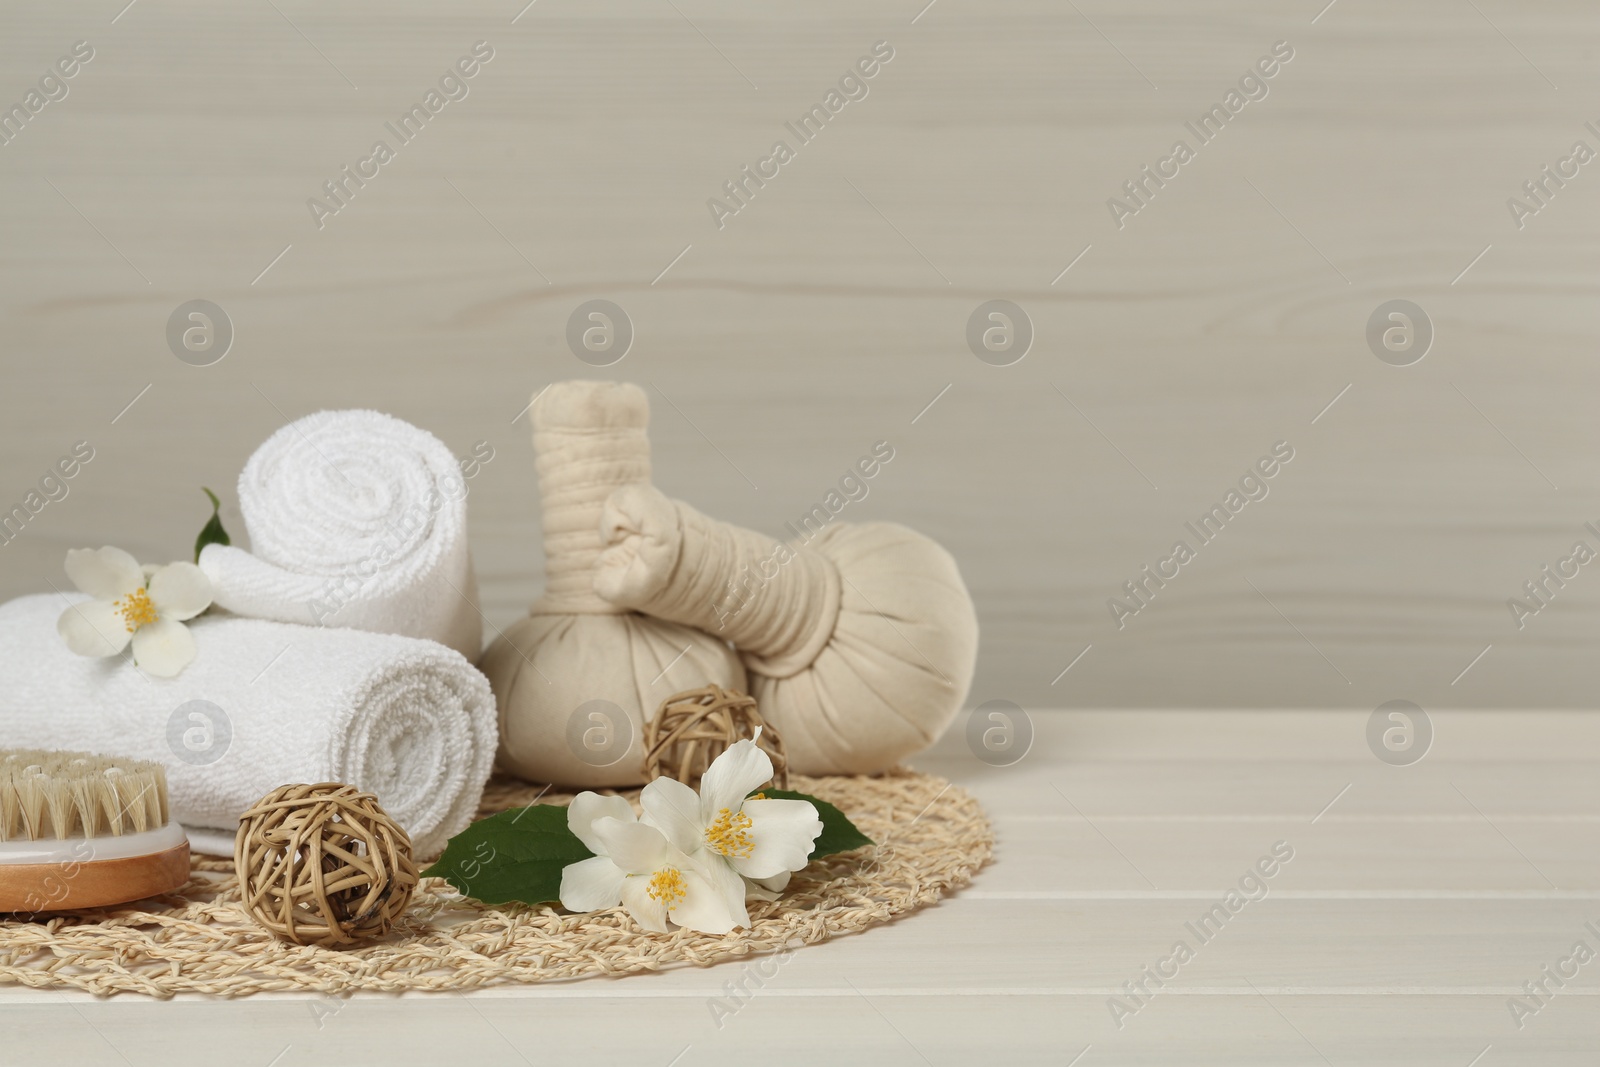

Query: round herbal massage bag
478;381;746;786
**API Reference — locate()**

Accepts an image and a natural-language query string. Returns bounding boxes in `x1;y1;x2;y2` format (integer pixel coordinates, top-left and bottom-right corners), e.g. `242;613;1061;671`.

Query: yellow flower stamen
116;588;158;633
647;867;687;906
705;807;754;858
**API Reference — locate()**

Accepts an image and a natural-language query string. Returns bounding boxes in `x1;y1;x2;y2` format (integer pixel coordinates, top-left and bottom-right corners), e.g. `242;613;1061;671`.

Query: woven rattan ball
235;783;418;949
643;684;788;789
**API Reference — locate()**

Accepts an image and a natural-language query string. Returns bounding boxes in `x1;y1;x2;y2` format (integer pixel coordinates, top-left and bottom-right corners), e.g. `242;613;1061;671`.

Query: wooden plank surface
2;710;1599;1065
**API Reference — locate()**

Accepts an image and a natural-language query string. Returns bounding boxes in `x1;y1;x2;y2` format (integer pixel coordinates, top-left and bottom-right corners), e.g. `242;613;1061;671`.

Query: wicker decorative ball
234;783;418;949
643;684;788;789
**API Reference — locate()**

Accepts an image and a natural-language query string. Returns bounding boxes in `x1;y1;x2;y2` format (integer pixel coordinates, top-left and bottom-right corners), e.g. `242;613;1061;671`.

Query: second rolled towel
0;593;497;857
199;409;484;660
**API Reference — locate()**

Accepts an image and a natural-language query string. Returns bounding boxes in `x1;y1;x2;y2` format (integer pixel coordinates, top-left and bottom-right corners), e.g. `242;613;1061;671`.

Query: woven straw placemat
0;768;990;997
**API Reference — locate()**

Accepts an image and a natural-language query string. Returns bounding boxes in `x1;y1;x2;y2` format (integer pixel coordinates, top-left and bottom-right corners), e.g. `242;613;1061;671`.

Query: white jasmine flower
56;546;213;678
640;737;823;884
559;792;748;934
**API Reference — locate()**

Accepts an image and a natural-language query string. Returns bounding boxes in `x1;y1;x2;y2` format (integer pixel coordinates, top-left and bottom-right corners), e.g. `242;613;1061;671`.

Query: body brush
0;749;190;913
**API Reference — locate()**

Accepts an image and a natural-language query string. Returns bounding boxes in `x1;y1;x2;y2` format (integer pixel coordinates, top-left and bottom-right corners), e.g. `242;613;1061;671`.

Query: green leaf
193;487;231;563
762;788;873;858
421;803;594;906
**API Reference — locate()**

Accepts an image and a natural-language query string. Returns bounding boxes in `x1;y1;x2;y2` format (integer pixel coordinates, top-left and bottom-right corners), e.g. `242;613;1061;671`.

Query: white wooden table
2;708;1595;1065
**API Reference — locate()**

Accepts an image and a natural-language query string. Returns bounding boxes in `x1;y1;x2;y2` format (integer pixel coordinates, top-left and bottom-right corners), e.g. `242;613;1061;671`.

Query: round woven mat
0;768;990;997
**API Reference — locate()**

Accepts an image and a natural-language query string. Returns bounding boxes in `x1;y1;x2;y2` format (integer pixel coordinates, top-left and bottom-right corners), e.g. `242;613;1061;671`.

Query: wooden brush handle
0;841;189;913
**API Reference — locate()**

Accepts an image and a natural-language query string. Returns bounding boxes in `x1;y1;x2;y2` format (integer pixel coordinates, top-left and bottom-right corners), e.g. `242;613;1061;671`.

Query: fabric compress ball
478;382;746;786
595;486;978;775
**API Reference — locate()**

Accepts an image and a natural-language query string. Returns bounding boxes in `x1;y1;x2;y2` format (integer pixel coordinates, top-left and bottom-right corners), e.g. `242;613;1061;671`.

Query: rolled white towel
0;593;497;857
199;409;483;660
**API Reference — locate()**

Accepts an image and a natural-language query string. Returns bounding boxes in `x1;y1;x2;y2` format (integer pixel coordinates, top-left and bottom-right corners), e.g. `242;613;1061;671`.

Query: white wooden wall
1;0;1596;713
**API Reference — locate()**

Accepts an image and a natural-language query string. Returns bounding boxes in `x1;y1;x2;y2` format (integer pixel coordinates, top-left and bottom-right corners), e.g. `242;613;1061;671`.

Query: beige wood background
2;0;1597;714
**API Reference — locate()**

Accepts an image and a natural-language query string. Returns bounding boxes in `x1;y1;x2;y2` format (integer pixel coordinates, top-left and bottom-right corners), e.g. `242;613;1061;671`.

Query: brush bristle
0;749;170;840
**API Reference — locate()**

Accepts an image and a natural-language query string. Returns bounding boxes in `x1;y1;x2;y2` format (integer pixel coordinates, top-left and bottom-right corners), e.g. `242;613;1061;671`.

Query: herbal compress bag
595;485;979;775
479;381;746;786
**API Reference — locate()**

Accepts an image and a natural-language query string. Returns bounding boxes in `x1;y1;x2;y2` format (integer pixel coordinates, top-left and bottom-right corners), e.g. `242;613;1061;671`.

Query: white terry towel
199;409;483;660
0;594;497;857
